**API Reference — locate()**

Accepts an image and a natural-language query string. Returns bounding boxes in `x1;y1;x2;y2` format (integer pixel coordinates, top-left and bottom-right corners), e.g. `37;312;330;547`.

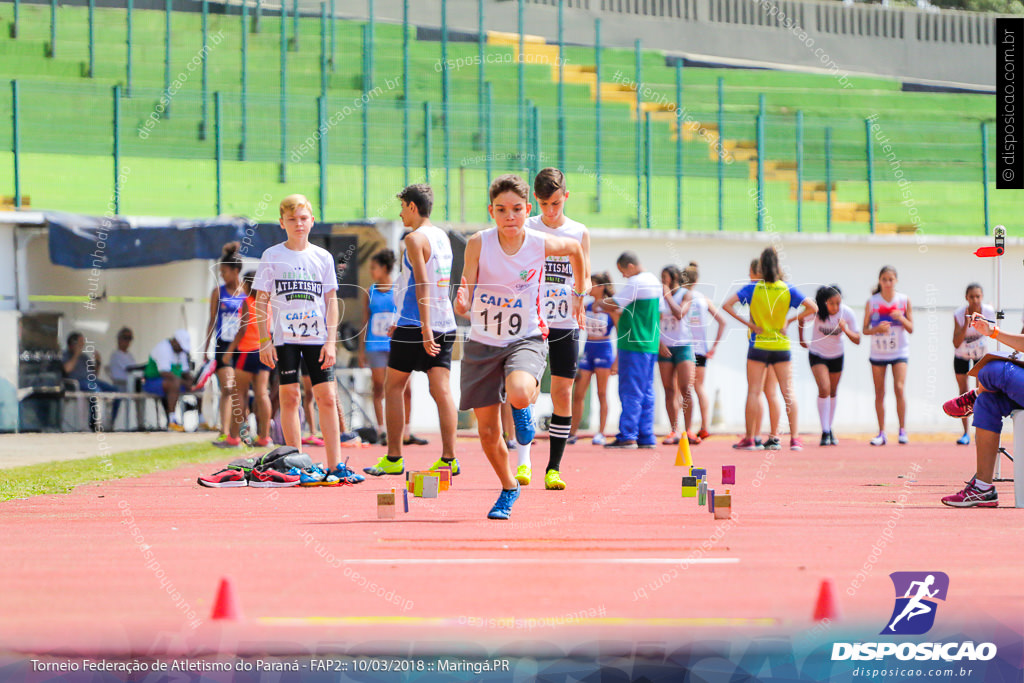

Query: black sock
387;455;401;462
547;414;572;472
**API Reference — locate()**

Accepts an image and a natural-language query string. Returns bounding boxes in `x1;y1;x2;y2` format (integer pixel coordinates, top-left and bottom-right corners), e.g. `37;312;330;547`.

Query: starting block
377;493;396;519
681;476;697;498
714;493;732;520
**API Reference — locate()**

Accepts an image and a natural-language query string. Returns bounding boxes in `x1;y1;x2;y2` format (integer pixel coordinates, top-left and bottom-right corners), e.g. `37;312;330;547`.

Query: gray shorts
459;336;548;410
367;350;390;369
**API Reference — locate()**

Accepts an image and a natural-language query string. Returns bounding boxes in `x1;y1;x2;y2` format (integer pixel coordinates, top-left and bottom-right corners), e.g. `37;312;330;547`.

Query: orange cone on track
674;436;693;467
812;579;840;622
211;577;243;621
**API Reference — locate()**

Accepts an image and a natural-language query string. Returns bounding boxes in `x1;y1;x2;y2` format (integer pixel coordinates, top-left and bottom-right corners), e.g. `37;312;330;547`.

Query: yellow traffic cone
674;435;693;467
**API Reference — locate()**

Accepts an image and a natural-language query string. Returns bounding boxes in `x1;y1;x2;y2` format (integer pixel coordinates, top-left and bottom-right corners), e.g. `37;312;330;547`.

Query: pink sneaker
943;389;977;418
941;478;998;508
732;437;761;450
790;437;804;451
302;435;325;447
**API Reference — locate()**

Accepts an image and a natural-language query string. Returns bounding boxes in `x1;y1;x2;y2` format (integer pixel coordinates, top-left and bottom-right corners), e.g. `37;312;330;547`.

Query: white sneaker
591;433;606;446
870;432;887;446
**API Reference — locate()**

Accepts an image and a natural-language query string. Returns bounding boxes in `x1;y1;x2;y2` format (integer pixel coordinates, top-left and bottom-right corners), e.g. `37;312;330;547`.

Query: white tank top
867;292;910;361
469;227;547;347
396;224;456;333
685;289;711;355
953;304;996;360
659;288;690;347
524;216;587;330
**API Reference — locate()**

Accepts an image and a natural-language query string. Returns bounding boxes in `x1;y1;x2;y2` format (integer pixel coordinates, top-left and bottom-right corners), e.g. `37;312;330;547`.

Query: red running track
1;434;1022;656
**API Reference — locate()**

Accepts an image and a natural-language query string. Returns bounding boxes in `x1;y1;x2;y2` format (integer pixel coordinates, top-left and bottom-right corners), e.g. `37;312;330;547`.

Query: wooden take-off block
377;493;396;519
722;465;736;485
681;475;697;498
714;494;732;520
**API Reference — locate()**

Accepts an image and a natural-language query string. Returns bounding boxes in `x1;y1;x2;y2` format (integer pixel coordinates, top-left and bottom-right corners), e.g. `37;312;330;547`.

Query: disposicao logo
831;572;997;662
882;571;948;635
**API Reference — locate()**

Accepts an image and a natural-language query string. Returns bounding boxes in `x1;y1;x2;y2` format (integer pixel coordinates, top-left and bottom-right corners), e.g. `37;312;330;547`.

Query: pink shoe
302;435;325;447
943;389;977;418
941;478;998;508
732;437;761;451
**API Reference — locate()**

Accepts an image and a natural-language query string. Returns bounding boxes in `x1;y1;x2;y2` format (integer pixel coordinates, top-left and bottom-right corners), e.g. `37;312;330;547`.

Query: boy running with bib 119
454;174;587;520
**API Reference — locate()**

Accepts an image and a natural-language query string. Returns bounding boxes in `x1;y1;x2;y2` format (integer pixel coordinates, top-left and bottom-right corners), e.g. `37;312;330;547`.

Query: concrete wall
340;0;997;89
13;223;1024;436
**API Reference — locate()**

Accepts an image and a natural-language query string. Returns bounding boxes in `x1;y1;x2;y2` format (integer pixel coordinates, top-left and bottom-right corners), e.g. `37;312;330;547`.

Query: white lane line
342;558;740;565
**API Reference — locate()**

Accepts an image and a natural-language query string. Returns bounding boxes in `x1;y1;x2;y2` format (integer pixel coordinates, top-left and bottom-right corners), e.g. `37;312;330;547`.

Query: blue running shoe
291;465;341;487
512;406;535;446
330;458;365;484
956;433;970;446
487;484;521;520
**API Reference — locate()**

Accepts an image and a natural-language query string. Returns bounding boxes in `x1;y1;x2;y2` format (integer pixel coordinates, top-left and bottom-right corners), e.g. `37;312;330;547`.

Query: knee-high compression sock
829;395;838;430
516;441;532;469
547;414;572;473
817;397;831;433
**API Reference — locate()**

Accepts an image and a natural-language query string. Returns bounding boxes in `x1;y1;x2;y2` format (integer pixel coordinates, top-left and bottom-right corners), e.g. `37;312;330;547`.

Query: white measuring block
1009;411;1024;507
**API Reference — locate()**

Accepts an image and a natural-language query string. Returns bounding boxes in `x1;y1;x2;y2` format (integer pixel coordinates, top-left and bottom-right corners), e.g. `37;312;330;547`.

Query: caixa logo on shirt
832;572;997;662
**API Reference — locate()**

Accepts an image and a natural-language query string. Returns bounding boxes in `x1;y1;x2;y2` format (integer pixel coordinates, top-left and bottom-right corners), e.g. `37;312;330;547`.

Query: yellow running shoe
362;456;404;476
515;465;531;486
429;458;460;476
544;469;566;490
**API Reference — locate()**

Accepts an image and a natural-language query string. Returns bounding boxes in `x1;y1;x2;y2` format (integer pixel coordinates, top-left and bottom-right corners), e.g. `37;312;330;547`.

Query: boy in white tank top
454;174;588;520
519;168;591;491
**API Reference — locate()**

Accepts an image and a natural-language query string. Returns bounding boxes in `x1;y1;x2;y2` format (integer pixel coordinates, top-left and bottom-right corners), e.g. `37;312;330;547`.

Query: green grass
0;1;999;235
0;441;228;502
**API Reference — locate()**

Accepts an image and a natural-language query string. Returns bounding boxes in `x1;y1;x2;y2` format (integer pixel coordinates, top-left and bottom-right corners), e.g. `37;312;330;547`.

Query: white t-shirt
659;288;690;347
253;242;338;346
149;340;189;374
806;304;859;360
469;227;547;347
524;216;587;330
954;304;996;360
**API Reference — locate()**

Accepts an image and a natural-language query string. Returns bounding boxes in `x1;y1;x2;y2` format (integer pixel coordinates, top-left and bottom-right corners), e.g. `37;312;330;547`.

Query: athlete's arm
952;311;967;349
894;299;914;334
663;285;685;320
454;233;481;318
971;315;1024;353
863;299;889;336
205;286;219;354
255;289;276;369
406;231;440;356
580;231;592;290
840;311;862;345
721;293;756;334
320;290;339;369
544;236;589;327
787;297;818;328
706;300;726;359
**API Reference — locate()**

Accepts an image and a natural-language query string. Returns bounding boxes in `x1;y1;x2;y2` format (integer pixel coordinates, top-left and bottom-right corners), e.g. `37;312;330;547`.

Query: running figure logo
882;572;949;635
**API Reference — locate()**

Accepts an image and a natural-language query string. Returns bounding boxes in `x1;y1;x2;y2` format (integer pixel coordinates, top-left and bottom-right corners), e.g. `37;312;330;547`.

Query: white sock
817;397;831;433
516;441;532;469
829;396;838;430
974;479;993;490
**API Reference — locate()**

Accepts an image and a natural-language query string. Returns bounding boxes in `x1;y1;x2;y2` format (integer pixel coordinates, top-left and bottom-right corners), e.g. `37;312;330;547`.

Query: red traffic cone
812;579;840;622
211;577;243;621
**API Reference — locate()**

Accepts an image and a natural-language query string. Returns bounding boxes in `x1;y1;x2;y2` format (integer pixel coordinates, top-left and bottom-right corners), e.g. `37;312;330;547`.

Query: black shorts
276;344;334;386
747;347;791;365
547;328;580;379
808;352;844;374
387;325;456;374
214;338;234;370
870;357;908;367
954;356;979;375
695;354;708;368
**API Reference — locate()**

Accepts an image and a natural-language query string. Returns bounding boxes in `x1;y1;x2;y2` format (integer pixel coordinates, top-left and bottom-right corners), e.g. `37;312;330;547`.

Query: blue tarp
45;212;334;269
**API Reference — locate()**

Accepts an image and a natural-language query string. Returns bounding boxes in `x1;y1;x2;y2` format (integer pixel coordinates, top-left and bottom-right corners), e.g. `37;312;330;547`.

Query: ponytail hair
681;262;699;286
759;247;780;284
219;241;243;271
591;271;615;297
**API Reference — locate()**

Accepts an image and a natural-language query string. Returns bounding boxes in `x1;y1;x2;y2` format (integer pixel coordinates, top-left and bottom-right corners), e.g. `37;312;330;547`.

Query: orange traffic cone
812;579;840;622
674;435;693;467
210;577;243;621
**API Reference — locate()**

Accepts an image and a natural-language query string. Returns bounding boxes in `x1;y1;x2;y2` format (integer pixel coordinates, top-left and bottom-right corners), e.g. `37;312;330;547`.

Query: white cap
173;329;191;353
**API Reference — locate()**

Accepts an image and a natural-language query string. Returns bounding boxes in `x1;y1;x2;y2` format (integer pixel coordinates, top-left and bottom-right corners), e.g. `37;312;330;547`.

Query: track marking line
340;558;740;565
258;616;778;627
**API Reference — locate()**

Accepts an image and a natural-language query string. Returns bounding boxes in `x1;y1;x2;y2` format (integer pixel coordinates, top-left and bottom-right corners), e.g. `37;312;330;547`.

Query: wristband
259;337;271;344
573;288;587;298
989;327;1000;339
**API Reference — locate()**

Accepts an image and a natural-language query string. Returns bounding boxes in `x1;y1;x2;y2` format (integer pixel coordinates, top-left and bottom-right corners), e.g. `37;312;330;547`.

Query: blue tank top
366;284;397;353
584;301;615;342
216;284;246;342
